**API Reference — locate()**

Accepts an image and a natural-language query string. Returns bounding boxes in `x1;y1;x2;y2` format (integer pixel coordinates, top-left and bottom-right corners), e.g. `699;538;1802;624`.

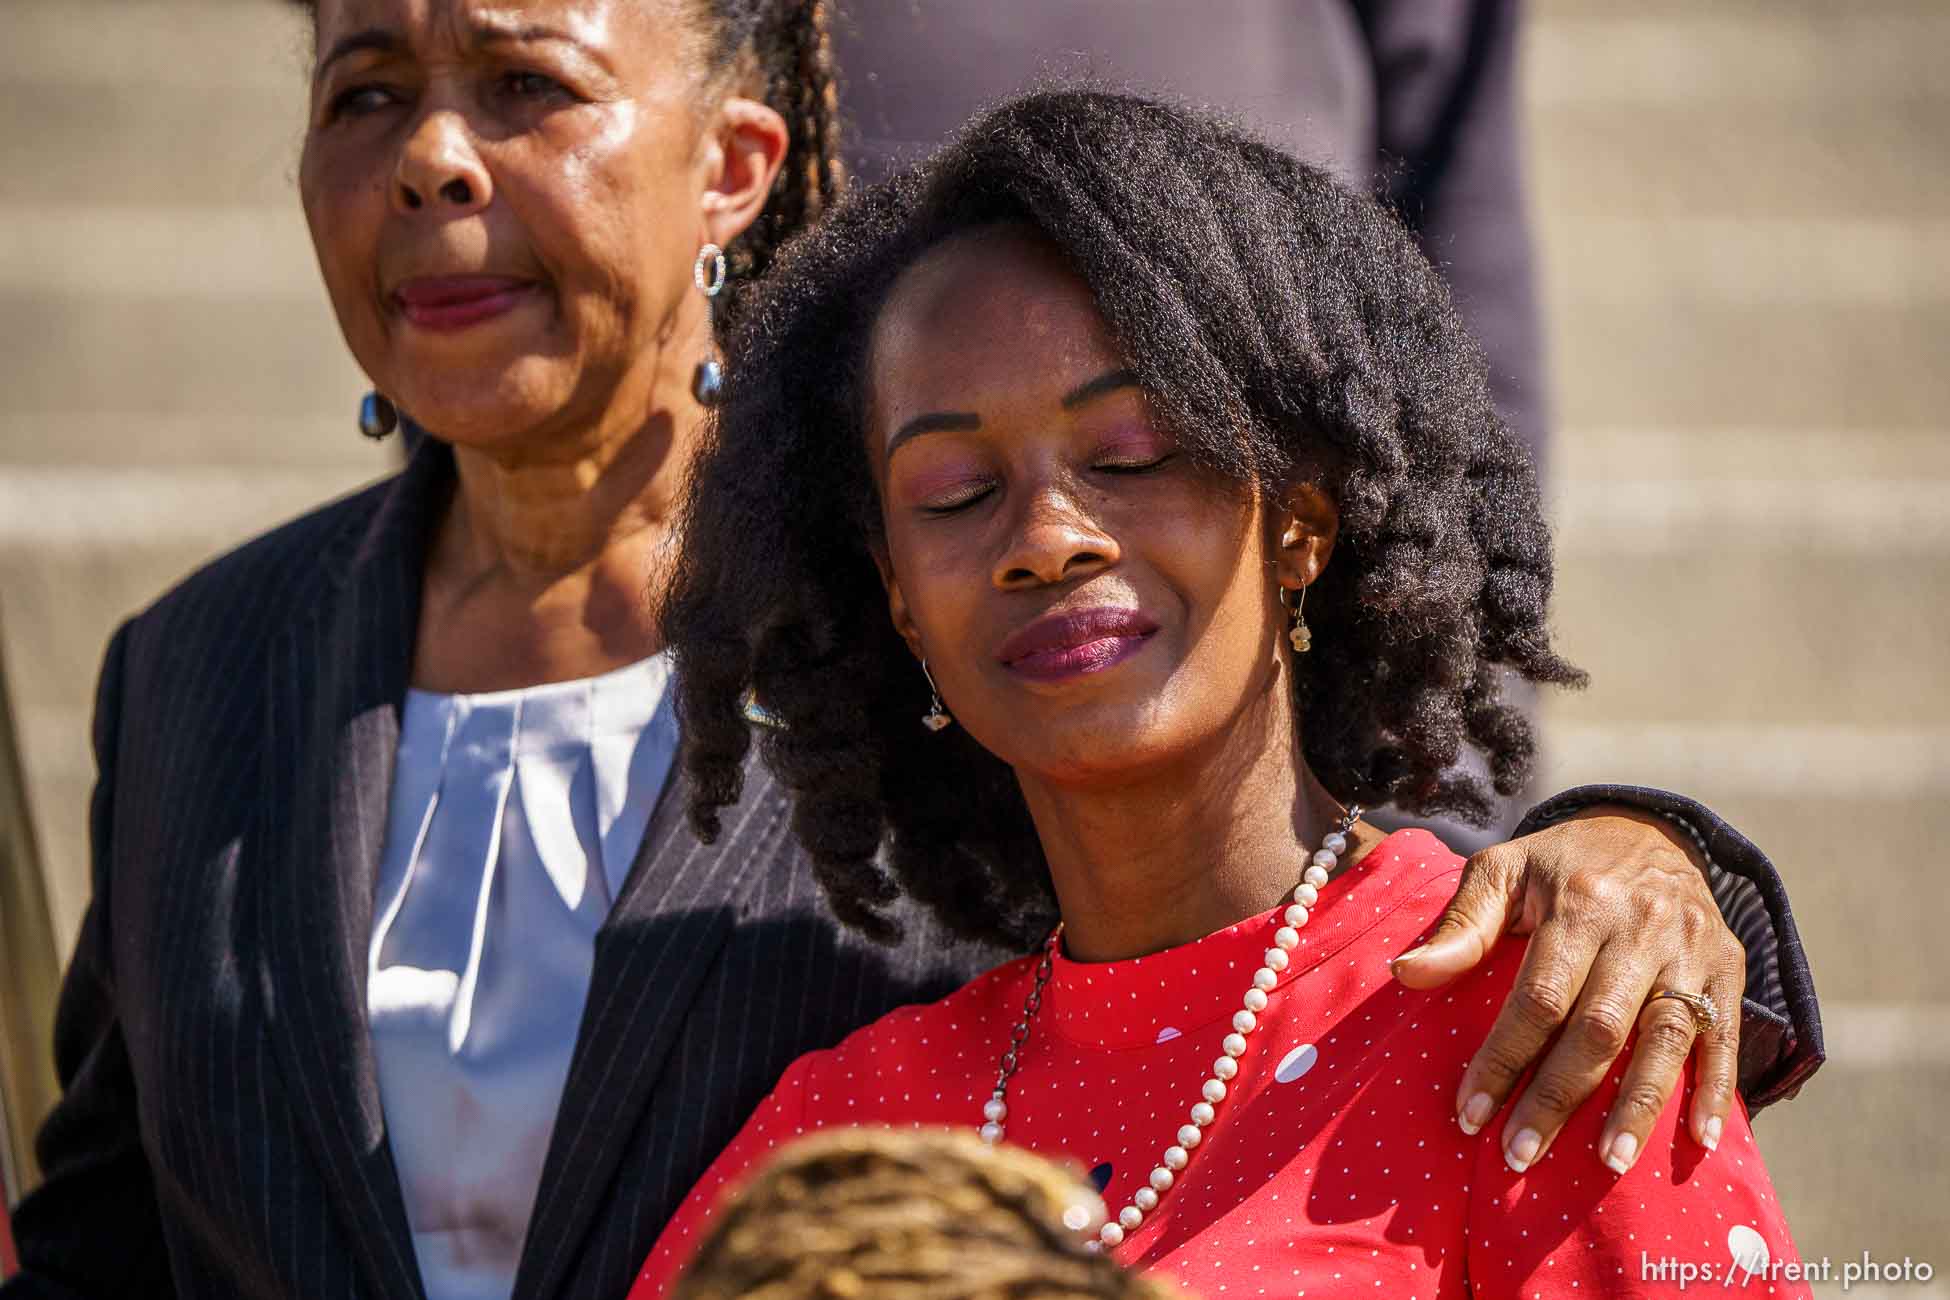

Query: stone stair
0;0;1943;1279
0;0;386;945
1529;0;1950;1274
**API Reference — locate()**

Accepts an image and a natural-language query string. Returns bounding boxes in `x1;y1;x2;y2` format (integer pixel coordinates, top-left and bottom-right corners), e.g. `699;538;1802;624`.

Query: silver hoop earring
920;660;953;732
1280;584;1312;653
358;391;398;440
694;242;727;298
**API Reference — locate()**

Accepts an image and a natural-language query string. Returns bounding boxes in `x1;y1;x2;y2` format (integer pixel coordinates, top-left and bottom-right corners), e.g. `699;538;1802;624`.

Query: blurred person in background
2;1;1819;1297
635;89;1806;1296
671;1129;1182;1300
839;0;1547;461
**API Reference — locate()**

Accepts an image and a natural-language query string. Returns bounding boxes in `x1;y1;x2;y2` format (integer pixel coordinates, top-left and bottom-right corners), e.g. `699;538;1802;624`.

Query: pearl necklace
978;807;1362;1252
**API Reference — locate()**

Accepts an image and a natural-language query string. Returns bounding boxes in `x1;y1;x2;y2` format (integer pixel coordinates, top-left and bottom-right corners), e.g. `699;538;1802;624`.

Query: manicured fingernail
1702;1115;1722;1151
1505;1127;1542;1173
1603;1131;1639;1175
1458;1092;1494;1135
1391;944;1429;970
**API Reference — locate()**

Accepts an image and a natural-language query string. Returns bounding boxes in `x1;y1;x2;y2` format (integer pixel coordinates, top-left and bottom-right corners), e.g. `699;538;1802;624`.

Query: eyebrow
1060;368;1139;409
886;411;981;459
884;368;1140;459
318;20;593;75
319;28;402;74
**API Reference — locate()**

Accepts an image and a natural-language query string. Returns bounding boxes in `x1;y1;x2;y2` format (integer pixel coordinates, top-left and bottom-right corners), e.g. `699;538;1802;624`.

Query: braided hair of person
671;1128;1185;1300
697;0;844;333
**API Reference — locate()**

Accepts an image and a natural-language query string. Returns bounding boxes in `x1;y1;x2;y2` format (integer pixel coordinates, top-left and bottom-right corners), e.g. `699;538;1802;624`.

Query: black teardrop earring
358;392;398;440
691;358;723;406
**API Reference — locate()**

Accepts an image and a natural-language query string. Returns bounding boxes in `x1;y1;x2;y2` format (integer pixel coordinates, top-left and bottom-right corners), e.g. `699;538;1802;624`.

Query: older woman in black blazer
4;1;1817;1298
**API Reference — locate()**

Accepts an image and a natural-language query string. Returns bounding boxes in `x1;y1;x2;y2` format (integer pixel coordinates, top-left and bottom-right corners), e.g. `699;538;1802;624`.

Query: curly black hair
664;88;1586;951
694;0;843;332
289;0;841;334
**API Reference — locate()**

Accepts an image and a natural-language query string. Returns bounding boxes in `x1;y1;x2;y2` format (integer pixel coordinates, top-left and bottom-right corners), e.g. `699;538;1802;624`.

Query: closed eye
1096;453;1177;475
920;483;996;516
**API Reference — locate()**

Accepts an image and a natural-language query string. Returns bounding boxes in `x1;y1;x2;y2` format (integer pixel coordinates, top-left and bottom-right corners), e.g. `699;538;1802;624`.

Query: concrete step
0;85;304;208
0;291;366;420
1540;219;1950;309
1757;1063;1950;1275
1532;105;1950;223
1526;12;1950;108
0;468;385;706
0;3;307;96
0;3;308;207
1550;302;1950;432
1;204;340;300
0;413;391;472
1542;552;1950;730
1553;426;1950;482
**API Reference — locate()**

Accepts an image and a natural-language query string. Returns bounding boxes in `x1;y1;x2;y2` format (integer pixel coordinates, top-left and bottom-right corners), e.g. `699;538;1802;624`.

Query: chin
984;694;1196;786
381;357;577;450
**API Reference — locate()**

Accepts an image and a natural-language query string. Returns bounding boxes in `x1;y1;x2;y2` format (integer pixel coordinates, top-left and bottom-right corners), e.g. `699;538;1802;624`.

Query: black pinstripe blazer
5;440;1818;1299
4;444;1001;1300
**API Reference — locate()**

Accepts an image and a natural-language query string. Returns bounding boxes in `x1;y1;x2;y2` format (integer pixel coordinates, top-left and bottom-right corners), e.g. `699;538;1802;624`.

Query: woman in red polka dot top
634;89;1806;1298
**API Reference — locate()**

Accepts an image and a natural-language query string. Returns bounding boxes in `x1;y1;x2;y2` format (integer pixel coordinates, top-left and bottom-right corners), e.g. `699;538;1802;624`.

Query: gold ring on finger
1646;988;1718;1034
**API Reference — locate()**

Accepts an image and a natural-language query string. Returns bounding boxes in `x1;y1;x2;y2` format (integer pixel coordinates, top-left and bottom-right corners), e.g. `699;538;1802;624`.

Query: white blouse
367;654;678;1300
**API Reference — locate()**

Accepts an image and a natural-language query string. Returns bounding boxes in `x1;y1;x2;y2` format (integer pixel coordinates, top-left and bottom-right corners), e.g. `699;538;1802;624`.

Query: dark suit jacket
4;441;1818;1298
3;444;1000;1300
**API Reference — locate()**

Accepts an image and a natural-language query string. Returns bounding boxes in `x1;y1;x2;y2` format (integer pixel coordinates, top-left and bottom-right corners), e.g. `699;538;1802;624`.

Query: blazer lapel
510;758;784;1300
253;443;453;1300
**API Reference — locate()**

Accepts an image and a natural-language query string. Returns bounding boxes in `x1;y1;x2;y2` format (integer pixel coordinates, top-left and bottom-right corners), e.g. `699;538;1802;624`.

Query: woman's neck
1020;684;1370;964
413;373;702;694
447;411;680;579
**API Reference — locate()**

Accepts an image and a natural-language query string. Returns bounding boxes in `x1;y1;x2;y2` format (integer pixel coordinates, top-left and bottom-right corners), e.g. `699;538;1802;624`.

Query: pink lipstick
997;607;1159;683
394;276;536;332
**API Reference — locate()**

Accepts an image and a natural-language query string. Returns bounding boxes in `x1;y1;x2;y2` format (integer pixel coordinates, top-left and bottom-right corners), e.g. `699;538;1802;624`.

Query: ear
868;541;926;662
1274;479;1340;597
697;96;791;251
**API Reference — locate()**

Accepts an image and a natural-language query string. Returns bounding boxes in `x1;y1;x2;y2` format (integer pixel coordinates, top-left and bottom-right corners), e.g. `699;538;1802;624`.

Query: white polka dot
1727;1225;1770;1275
1275;1043;1320;1084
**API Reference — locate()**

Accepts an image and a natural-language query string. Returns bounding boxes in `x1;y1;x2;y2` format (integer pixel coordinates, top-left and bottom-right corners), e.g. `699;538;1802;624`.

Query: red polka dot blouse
633;829;1806;1298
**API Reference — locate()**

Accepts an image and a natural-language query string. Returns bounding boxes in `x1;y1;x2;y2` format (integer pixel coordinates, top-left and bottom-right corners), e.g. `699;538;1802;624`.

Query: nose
392;111;493;216
993;483;1120;589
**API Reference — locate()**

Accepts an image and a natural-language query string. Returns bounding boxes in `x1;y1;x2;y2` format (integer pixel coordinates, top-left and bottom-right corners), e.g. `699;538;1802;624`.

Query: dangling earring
691;242;728;406
692;358;723;406
920;660;952;732
1281;584;1312;653
358;391;398;440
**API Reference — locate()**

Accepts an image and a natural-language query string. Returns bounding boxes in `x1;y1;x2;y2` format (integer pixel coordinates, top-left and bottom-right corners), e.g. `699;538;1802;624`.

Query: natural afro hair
663;88;1585;950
